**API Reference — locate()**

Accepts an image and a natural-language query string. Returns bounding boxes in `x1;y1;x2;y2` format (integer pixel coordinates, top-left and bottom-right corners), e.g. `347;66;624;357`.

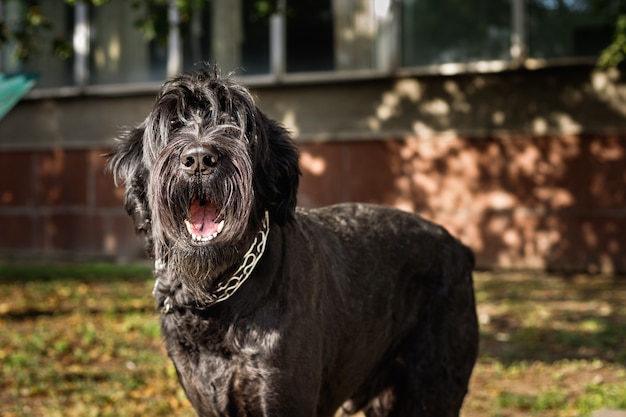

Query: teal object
0;73;39;120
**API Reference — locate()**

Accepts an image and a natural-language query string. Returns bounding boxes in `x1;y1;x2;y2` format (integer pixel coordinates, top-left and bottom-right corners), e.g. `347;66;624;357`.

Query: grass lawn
0;263;625;416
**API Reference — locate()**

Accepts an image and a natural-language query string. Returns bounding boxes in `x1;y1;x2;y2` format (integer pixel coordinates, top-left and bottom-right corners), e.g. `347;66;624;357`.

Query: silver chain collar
207;210;270;305
158;211;270;313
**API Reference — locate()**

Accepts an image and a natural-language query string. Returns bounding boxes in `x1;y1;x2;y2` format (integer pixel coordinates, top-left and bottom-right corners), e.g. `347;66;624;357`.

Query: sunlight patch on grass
465;271;626;417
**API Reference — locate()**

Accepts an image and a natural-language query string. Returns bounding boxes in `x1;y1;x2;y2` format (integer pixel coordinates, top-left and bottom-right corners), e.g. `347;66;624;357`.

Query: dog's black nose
180;144;220;174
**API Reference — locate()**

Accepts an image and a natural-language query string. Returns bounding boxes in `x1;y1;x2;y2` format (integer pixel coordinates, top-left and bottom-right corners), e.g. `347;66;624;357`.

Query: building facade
1;0;625;273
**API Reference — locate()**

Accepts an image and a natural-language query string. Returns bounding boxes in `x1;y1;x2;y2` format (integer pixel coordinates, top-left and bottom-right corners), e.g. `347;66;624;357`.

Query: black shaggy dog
108;68;479;417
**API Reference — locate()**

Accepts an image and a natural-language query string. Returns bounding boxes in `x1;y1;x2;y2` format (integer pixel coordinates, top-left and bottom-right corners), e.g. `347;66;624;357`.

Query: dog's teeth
185;219;224;243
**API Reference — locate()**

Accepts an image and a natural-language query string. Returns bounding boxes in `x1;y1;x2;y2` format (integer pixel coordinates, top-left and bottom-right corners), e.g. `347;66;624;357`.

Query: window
181;0;272;76
328;0;397;71
241;0;271;74
528;0;616;59
401;0;513;66
1;1;74;89
286;0;334;72
0;0;619;93
89;0;167;85
206;0;395;75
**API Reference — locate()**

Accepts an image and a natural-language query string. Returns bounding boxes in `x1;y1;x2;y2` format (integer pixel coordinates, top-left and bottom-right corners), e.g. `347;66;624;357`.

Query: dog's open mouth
184;197;225;243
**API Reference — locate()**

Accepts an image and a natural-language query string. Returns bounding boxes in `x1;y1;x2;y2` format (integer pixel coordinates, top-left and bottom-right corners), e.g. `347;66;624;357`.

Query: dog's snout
180;144;219;174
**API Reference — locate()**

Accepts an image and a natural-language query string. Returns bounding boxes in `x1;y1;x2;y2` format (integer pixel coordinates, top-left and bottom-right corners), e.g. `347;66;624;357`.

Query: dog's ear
254;112;301;225
107;125;154;257
108;123;147;187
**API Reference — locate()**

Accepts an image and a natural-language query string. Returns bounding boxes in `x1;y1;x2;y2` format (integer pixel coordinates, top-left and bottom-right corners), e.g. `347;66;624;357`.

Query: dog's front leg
161;312;323;417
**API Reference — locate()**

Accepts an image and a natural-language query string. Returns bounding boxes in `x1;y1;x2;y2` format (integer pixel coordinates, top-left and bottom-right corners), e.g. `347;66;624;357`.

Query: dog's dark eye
203;154;219;167
170;120;184;130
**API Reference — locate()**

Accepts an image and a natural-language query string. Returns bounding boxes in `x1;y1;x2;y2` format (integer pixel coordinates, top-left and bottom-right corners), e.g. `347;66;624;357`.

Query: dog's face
108;69;300;286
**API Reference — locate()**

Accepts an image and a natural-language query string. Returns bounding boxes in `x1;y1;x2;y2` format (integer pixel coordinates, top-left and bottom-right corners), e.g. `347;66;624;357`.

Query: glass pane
332;0;396;71
1;1;74;88
528;0;616;59
182;5;213;73
89;0;166;85
401;0;512;67
194;0;270;76
286;0;335;72
241;0;270;75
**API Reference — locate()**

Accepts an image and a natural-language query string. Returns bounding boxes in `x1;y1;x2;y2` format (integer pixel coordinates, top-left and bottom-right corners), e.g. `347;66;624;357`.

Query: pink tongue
189;199;218;237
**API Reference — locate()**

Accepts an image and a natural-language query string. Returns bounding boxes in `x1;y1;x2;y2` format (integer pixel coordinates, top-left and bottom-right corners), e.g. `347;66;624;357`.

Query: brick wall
1;133;624;273
298;134;626;274
0;149;143;260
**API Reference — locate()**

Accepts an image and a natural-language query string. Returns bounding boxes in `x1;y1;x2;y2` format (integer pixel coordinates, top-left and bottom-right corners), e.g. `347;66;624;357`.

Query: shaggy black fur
108;67;479;417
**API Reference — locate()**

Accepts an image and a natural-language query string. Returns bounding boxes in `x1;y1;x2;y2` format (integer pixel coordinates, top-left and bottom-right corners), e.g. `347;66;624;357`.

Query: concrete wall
1;66;625;272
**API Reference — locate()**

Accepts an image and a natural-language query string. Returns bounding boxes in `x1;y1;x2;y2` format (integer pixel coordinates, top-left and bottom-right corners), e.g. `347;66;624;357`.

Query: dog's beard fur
148;125;257;294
